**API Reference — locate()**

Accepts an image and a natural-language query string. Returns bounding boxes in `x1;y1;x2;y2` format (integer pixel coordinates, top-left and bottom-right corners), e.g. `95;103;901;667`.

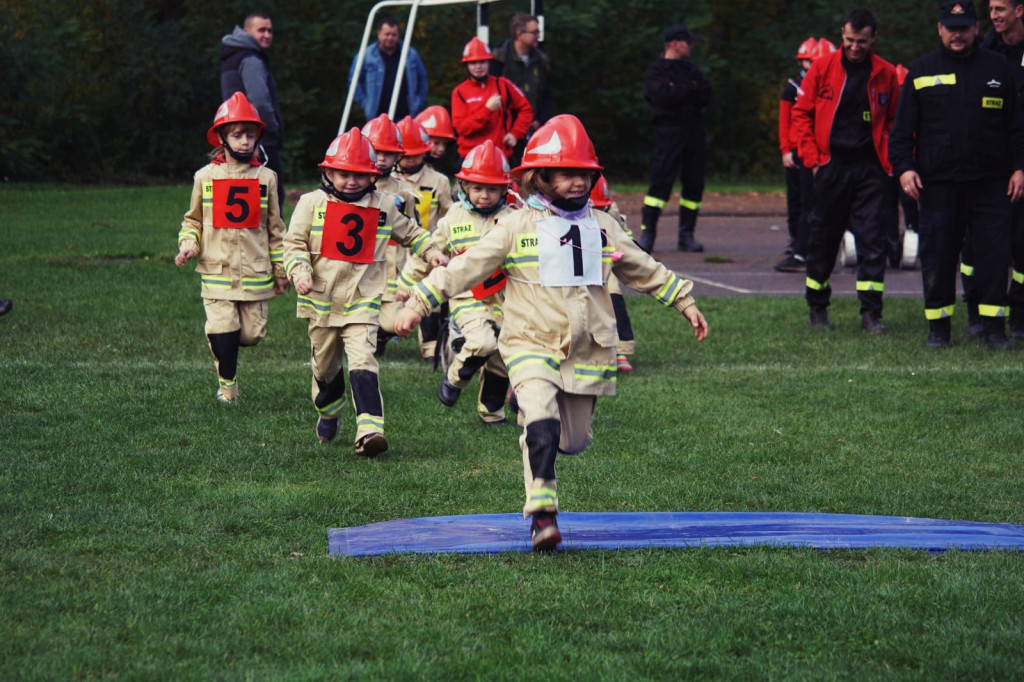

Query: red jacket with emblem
451;75;533;158
791;50;900;173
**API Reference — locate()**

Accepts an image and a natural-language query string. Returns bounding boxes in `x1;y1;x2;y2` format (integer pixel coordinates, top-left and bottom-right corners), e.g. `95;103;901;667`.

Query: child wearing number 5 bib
394;114;708;550
176;93;288;404
283;129;448;457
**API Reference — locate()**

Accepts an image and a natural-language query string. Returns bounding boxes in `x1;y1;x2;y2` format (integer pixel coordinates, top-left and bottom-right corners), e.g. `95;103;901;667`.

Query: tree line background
1;0;959;184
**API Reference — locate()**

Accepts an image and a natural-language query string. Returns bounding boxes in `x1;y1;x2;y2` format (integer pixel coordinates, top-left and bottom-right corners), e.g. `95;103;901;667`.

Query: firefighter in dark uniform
637;25;711;253
889;0;1024;348
791;8;901;334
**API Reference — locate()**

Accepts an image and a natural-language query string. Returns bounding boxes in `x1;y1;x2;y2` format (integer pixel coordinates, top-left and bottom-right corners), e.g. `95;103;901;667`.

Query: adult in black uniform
637;25;711;253
889;0;1024;348
220;12;285;207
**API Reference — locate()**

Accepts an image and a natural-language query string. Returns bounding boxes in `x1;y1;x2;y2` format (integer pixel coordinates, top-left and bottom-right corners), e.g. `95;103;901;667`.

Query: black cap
939;0;978;27
663;25;697;43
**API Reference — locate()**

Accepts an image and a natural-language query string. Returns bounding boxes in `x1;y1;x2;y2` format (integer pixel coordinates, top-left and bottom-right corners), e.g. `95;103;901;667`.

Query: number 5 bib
321;202;380;263
211;179;261;229
537;215;603;287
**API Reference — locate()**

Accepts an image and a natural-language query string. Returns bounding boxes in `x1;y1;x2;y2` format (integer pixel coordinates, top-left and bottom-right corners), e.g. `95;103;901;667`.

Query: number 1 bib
537;215;603;287
321;202;380;263
212;178;261;229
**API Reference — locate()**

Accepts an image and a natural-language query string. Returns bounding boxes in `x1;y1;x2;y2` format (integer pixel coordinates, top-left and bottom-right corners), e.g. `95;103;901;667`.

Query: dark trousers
805;158;889;314
919;180;1011;319
785;154;816;257
646;123;707;210
262;144;285;209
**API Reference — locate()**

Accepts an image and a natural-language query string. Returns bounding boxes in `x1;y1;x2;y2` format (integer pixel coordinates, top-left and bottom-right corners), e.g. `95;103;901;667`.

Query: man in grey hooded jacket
220;12;285;206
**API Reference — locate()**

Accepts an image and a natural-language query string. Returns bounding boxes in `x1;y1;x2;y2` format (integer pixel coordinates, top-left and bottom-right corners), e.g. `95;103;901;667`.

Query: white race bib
536;215;603;287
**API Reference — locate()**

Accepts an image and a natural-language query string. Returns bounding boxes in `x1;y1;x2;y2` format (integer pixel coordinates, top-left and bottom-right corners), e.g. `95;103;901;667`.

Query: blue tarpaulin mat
328;511;1024;557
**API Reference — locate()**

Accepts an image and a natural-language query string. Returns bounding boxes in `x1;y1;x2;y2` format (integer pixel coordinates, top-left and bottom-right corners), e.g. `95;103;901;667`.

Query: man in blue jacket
220;12;285;207
348;17;428;122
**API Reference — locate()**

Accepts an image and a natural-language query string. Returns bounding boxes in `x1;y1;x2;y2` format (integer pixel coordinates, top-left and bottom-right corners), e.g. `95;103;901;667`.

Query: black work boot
637;204;661;253
1009;306;1024;341
860;310;889;335
983;317;1013;349
926;318;951;348
966;301;984;339
808;306;833;329
677;207;704;252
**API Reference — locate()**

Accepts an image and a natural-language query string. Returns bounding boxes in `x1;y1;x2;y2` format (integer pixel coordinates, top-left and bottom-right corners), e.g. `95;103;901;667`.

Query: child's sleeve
265;173;286;278
398;218;449;290
283;194;314;284
607;215;696;313
178;172;204;252
437;176;453;216
391;206;443;264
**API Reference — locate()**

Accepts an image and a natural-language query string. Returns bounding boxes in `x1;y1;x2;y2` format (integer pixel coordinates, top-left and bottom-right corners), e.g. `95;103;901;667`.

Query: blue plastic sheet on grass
328;511;1024;557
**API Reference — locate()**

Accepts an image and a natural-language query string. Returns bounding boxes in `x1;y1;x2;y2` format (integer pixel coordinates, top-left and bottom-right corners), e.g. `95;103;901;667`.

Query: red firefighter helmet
812;38;838;61
455;140;511;185
415;105;456;140
396;116;434;156
795;37;818;60
895;64;909;87
207;92;265;146
361;114;404;153
318;128;381;175
514;114;603;173
461;37;494;63
590;176;613;208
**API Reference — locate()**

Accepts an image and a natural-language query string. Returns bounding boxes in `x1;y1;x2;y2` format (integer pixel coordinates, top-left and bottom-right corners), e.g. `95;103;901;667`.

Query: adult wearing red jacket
791;8;900;334
451;37;533;162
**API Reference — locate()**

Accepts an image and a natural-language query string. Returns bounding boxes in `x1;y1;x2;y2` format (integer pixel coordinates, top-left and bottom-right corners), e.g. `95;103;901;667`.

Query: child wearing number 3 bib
283;129;448;457
394;114;708;550
176;93;288;404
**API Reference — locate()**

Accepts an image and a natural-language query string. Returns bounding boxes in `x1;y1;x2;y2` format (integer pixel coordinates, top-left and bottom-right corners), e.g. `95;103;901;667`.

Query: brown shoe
355;432;388;458
860;311;888;335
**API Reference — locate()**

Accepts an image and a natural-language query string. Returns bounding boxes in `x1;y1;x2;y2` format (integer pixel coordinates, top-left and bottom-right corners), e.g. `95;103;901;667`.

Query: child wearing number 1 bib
394;114;708;550
283;129;448;457
176;93;288;404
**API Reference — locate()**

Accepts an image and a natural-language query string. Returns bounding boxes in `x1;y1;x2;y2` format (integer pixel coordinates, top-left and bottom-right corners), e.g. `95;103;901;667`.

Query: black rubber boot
926;318;950;348
637;205;661;253
677;207;704;252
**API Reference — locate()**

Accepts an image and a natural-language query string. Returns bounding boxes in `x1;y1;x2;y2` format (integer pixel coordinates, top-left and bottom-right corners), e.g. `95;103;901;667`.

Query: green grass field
2;185;1023;680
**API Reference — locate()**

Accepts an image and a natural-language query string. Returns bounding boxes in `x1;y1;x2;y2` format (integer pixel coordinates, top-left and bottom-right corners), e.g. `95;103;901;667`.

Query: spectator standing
791;8;900;334
220;12;285;208
451;37;533;163
889;0;1024;349
775;37;818;273
489;13;551;167
638;25;712;254
348;17;428;123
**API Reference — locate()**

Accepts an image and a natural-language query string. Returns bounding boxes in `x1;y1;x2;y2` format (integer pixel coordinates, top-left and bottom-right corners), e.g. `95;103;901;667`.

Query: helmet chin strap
220;132;257;163
319;172;376;202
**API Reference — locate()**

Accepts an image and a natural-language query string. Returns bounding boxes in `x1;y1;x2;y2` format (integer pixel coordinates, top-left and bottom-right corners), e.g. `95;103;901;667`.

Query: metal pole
477;1;489;44
532;0;545;45
389;0;423;120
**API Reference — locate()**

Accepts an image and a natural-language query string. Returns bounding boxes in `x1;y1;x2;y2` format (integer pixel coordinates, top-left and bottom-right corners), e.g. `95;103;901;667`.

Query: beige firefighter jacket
402;201;513;324
375;174;420;304
406;202;696;396
284;187;442;328
178;160;285;301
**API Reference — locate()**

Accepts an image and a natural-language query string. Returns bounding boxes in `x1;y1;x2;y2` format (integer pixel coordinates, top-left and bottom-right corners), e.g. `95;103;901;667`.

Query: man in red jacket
791;8;900;334
451;37;533;163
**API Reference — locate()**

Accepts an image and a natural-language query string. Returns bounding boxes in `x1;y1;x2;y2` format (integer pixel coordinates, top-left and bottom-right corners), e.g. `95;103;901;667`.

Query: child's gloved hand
294;274;313;295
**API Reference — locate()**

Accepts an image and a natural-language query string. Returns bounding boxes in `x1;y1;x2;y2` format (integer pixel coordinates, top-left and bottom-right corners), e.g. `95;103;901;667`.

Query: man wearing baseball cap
889;0;1024;348
637;24;712;253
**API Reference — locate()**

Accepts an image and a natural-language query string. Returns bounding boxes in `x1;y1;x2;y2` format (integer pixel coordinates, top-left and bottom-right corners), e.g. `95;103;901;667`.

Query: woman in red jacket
451;37;533;162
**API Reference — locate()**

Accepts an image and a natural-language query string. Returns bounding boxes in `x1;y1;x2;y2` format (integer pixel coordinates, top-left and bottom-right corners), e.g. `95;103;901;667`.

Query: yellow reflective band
1013;269;1024;285
643;196;667;208
180;228;200;243
286;255;311;276
218;377;236;388
805;277;828;291
297;295;331;315
978;304;1008;318
528;487;558;506
318;395;346;417
679;198;701;211
656;275;684;305
242;276;274;291
201;276;232;289
982;97;1003;110
357;415;385;431
856;280;884;292
862;111;871;122
960;262;974;277
925;305;954;320
343;298;381;315
202;182;213;199
914;73;956;90
506;351;561;375
574;364;617;382
312;206;325;234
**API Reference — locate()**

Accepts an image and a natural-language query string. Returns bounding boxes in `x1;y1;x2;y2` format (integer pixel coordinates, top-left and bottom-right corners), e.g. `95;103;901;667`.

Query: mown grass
1;185;1022;680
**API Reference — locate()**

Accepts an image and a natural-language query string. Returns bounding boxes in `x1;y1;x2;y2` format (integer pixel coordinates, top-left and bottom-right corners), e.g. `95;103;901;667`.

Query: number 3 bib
321;202;380;263
211;179;261;229
537;215;603;287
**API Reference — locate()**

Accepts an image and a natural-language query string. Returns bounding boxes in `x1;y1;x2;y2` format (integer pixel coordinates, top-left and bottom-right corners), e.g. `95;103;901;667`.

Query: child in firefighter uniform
394;115;708;549
394;115;454;362
415;104;459;177
176;92;287;403
590;176;637;372
400;139;515;425
283;129;448;456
